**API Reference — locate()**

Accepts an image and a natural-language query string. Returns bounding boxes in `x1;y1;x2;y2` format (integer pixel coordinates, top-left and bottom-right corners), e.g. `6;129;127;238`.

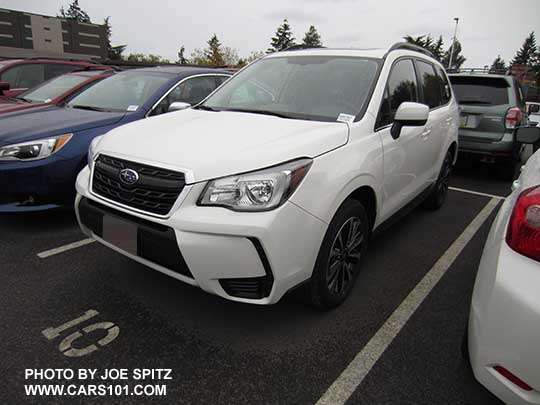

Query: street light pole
448;17;459;69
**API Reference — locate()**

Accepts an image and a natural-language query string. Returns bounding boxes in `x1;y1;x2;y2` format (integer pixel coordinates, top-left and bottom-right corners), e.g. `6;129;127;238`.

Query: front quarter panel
290;115;384;225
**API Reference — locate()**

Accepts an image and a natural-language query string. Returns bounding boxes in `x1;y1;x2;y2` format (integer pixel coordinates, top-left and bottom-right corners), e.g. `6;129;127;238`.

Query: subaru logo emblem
119;168;139;185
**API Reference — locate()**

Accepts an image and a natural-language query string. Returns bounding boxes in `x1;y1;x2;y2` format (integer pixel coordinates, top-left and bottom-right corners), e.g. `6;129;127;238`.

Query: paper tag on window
127;105;139;112
337;113;355;124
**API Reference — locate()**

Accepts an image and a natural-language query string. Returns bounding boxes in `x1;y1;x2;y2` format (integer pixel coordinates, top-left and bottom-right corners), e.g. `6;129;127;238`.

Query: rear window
449;76;509;106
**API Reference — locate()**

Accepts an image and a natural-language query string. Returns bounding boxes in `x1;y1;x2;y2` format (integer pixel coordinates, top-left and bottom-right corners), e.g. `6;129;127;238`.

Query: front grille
92;154;185;215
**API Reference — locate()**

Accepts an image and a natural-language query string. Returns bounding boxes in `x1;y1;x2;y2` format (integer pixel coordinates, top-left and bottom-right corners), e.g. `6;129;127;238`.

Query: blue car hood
0;107;126;147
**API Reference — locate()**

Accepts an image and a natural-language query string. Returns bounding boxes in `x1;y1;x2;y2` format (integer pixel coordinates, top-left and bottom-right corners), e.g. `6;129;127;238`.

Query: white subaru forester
76;43;458;309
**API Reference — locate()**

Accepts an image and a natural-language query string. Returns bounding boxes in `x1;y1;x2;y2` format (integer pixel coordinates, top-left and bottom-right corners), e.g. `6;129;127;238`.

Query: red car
0;69;114;115
0;58;106;97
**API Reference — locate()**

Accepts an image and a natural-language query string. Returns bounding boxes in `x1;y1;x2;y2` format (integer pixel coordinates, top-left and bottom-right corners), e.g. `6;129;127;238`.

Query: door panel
376;58;431;221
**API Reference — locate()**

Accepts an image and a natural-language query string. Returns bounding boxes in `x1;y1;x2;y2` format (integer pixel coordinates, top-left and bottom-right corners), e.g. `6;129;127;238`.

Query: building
0;8;107;61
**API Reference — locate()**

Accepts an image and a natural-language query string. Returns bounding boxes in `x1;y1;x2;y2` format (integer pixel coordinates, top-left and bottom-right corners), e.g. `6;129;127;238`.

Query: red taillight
494;366;533;391
506;185;540;261
505;107;521;129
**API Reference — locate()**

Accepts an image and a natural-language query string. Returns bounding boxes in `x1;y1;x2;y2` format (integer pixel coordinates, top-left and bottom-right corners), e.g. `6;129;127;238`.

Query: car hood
0;107;125;147
97;109;349;183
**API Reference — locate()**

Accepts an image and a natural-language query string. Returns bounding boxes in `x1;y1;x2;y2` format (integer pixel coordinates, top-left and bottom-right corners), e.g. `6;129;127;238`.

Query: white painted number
41;310;120;357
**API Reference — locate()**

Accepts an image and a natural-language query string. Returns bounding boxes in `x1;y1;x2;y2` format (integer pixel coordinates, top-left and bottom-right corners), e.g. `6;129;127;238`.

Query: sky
2;0;540;67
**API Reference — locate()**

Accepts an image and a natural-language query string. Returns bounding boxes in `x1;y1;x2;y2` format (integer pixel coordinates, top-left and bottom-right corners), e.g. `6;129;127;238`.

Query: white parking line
316;197;500;405
449;186;506;200
37;238;95;259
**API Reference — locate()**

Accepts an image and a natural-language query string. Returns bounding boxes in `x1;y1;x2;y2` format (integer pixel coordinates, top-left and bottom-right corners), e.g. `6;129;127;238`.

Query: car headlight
199;158;312;212
0;134;72;161
87;135;104;168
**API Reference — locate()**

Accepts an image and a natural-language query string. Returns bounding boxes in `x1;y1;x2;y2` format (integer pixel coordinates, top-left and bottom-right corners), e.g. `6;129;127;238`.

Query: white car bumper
469;201;540;404
75;165;328;305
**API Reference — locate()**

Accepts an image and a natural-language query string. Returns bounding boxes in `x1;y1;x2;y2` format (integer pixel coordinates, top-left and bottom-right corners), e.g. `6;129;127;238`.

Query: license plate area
102;215;138;255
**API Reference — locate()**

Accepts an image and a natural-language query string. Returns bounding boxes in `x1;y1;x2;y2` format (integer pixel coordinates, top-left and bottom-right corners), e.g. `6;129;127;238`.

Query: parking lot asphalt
0;152;527;404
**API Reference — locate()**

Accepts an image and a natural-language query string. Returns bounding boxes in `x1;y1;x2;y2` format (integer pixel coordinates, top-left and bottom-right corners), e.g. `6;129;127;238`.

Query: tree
204;34;225;66
302;25;323;48
59;0;91;23
490;55;506;72
125;53;170;63
268;19;296;52
442;40;466;69
221;46;239;65
430;35;445;61
190;48;210;65
238;51;265;67
108;45;126;60
403;34;444;62
512;31;538;66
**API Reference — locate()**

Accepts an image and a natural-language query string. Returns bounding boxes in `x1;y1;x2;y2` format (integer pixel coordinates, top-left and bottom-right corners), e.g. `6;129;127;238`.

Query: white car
468;126;540;404
527;102;540;126
76;43;458;308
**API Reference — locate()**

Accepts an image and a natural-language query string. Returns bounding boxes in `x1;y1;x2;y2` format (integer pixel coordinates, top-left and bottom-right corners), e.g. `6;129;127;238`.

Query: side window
377;59;418;128
416;60;442;109
435;66;451;104
1;64;45;88
150;76;217;116
46;64;78;80
214;75;229;87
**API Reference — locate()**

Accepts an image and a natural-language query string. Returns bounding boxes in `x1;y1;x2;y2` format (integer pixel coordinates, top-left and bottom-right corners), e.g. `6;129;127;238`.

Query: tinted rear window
449;76;509;106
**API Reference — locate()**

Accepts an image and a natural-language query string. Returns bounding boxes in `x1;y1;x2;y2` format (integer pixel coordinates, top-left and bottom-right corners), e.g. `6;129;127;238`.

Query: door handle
421;129;431;139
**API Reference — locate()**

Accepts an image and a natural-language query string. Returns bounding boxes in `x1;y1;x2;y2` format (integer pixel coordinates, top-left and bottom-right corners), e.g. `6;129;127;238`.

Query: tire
424;150;453;210
497;159;517;181
309;199;370;309
461;324;470;362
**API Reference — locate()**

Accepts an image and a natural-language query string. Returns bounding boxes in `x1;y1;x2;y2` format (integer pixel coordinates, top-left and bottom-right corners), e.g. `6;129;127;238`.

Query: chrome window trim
145;73;231;118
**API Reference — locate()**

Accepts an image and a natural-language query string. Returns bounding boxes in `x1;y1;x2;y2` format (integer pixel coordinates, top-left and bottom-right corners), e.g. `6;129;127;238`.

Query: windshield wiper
15;97;33;103
70;105;109;112
223;108;297;119
194;105;220;112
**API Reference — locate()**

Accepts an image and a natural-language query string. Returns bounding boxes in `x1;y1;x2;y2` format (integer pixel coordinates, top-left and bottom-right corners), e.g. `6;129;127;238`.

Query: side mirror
0;81;10;96
528;104;540;114
390;102;429;140
168;102;191;112
515;126;540;144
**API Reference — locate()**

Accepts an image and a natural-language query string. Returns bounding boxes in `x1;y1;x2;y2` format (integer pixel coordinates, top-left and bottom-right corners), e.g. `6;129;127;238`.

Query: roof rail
384;42;435;59
448;67;512;76
281;44;326;52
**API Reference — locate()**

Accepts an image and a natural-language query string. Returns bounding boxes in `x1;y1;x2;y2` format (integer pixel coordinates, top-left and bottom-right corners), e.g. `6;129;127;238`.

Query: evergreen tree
442;40;466;69
108;45;126;60
512;31;537;66
430;35;444;61
177;46;188;65
403;34;444;63
302;25;323;48
204;34;224;66
268;19;296;52
490;55;506;71
59;0;91;23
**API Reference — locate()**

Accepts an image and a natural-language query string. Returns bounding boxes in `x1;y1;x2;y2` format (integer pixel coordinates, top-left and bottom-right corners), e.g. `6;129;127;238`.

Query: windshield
67;71;170;112
201;55;380;122
449;76;510;106
16;74;89;103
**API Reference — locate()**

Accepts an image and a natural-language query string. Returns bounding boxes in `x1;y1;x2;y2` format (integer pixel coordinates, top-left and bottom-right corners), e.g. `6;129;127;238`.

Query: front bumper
0;153;82;212
75;166;328;304
469;202;540;404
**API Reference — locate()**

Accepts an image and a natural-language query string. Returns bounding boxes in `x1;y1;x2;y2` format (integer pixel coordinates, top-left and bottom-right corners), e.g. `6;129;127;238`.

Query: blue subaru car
0;66;231;212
